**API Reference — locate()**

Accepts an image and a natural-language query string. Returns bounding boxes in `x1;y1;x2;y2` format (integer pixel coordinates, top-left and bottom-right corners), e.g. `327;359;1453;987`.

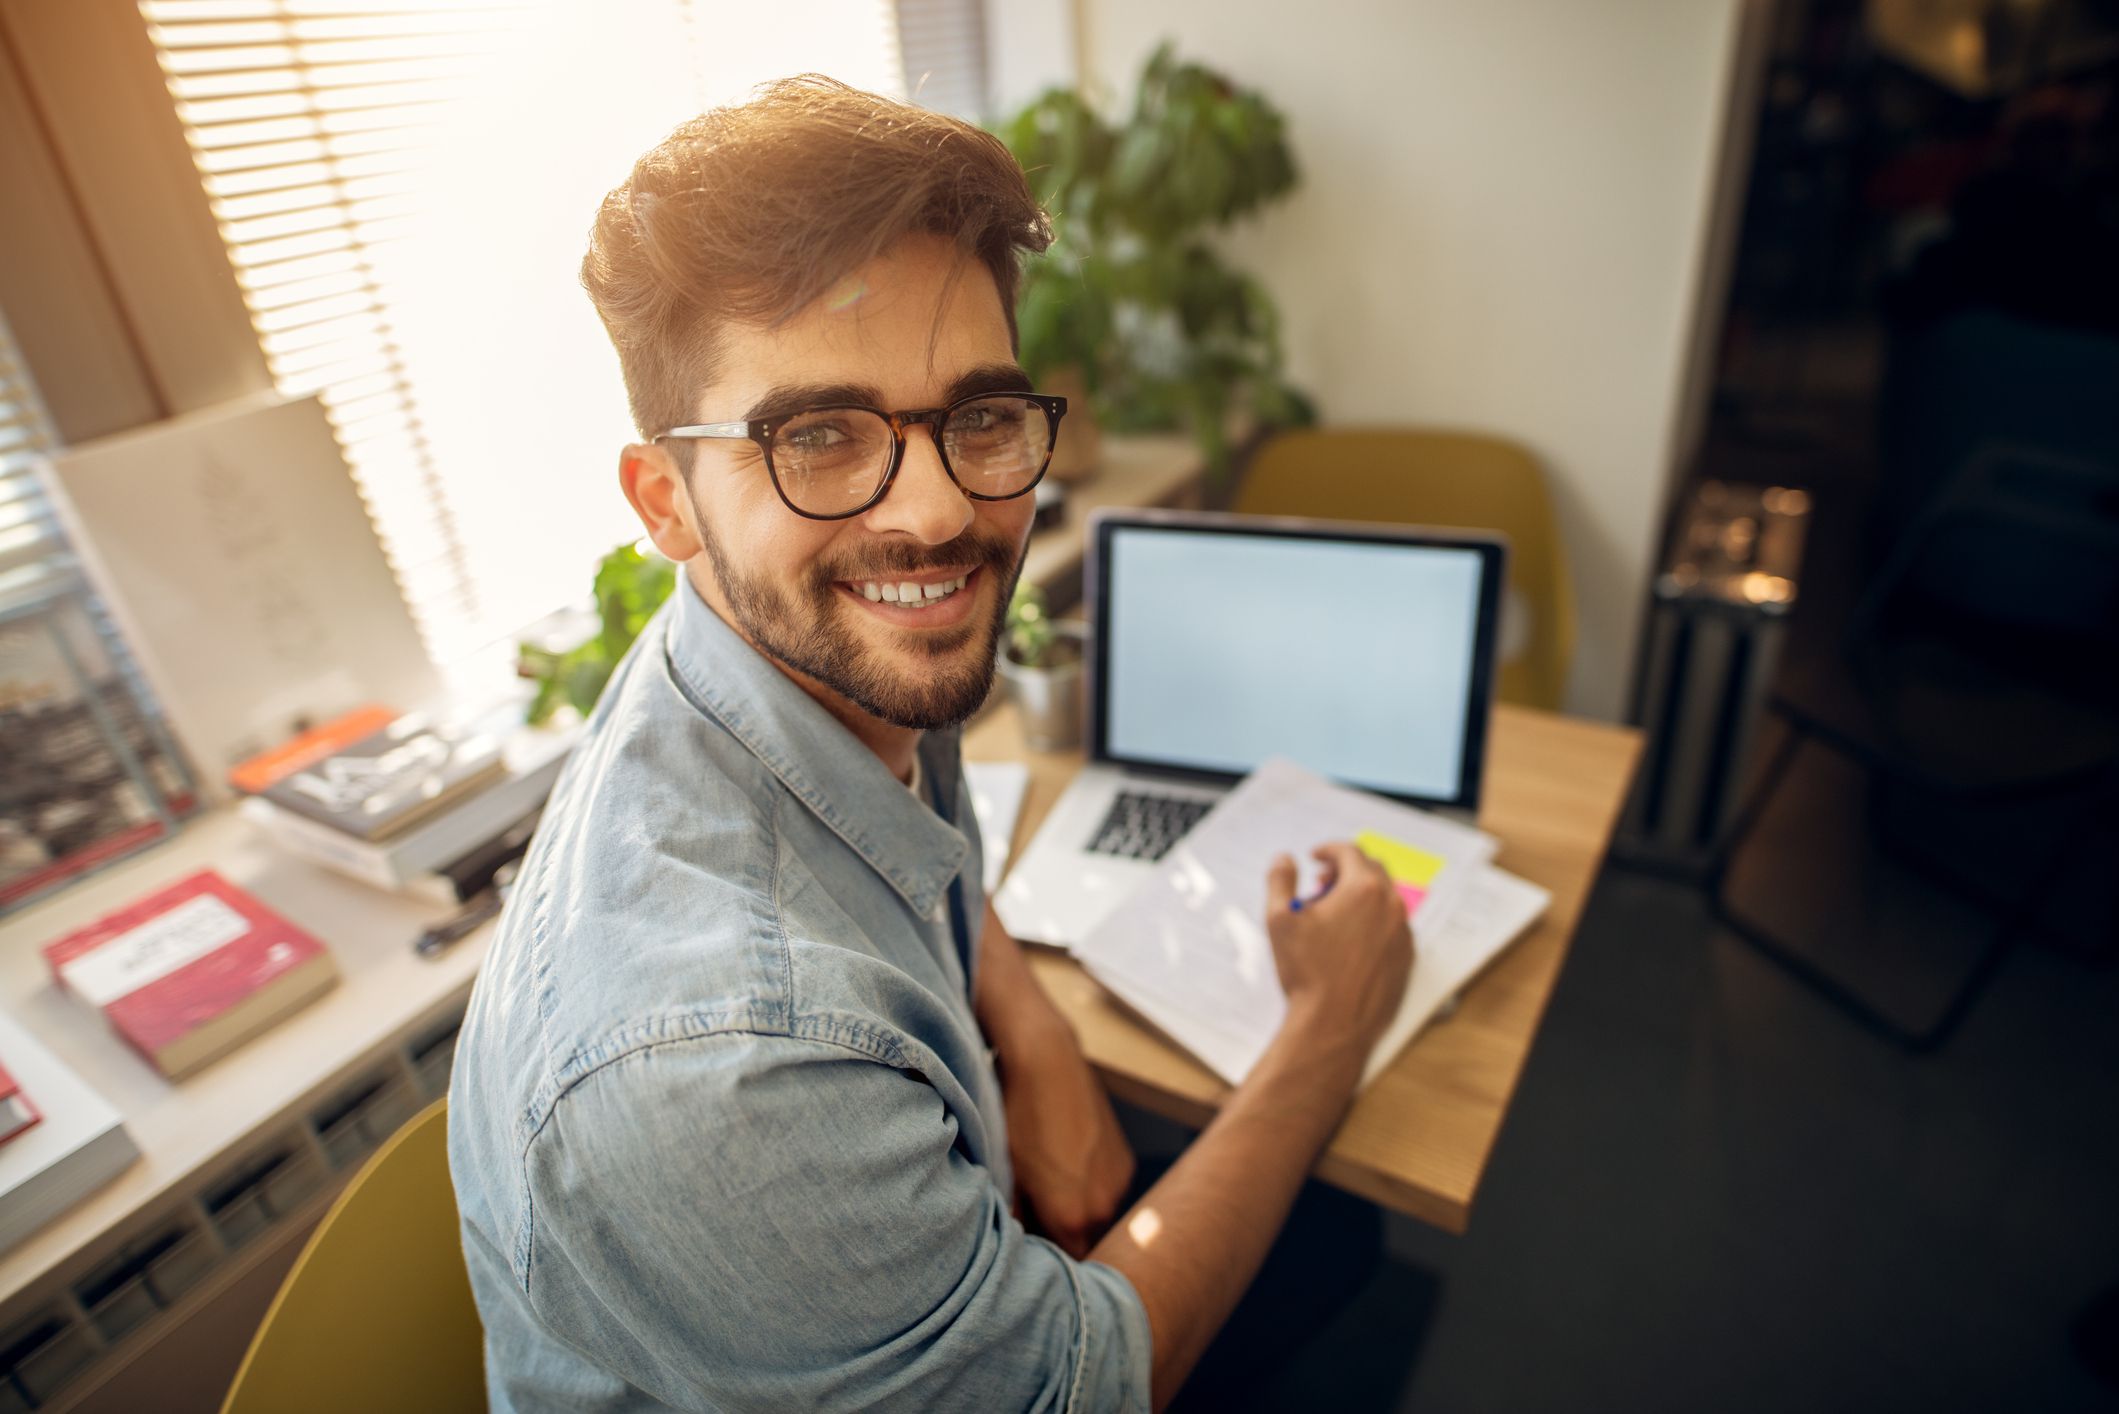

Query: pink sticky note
1395;881;1426;915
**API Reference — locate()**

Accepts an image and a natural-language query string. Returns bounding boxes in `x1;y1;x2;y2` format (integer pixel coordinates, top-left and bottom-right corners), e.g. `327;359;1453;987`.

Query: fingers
1310;840;1382;889
1265;852;1297;915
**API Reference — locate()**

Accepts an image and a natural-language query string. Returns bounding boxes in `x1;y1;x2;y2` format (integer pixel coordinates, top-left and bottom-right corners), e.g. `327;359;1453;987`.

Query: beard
695;510;1022;732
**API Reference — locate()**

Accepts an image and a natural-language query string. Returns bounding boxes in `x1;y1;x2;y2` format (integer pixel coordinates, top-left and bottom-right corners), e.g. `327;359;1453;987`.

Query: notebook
1074;757;1550;1087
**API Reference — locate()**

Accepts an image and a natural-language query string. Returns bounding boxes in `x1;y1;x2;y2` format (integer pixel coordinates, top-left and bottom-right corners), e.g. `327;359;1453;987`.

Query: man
448;76;1414;1412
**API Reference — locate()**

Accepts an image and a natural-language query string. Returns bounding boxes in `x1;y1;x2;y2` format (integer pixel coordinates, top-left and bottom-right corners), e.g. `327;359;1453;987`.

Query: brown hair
582;75;1051;440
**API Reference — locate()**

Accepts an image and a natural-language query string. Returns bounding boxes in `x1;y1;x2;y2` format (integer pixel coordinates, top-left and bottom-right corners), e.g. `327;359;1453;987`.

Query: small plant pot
997;630;1085;752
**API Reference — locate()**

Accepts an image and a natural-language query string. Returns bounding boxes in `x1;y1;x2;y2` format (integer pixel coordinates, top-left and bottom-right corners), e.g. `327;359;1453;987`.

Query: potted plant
996;43;1317;486
517;541;676;727
995;583;1084;752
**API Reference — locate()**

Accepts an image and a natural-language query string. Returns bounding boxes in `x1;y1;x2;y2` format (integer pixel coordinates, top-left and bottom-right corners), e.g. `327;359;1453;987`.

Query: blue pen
1288;880;1333;913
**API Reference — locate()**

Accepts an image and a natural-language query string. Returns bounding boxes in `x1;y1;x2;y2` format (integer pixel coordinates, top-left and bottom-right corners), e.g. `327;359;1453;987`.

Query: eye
780;419;856;451
954;401;1026;435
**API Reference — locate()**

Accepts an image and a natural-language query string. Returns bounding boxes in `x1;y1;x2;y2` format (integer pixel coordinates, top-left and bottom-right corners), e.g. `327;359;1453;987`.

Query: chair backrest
1235;428;1577;711
222;1099;485;1414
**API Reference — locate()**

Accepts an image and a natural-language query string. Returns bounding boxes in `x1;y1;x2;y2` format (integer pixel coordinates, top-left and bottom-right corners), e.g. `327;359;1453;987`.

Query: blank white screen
1102;529;1486;800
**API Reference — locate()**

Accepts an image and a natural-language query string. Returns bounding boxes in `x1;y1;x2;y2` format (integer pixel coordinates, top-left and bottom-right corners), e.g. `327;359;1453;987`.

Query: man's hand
1090;842;1414;1408
1264;842;1415;1065
998;1010;1135;1258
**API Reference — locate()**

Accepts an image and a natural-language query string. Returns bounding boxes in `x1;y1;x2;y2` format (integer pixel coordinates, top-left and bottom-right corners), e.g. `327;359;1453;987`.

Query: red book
0;1060;39;1147
42;870;339;1080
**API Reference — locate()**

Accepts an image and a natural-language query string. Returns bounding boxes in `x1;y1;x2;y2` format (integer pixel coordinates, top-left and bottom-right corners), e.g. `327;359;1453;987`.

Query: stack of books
0;1058;39;1147
230;698;578;903
0;1010;139;1251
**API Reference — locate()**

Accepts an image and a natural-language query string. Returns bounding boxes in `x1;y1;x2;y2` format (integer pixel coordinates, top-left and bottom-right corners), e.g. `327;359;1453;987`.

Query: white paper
965;760;1029;895
1076;758;1547;1088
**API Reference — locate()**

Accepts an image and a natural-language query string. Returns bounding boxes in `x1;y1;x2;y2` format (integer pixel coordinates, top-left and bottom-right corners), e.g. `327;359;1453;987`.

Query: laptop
995;507;1508;950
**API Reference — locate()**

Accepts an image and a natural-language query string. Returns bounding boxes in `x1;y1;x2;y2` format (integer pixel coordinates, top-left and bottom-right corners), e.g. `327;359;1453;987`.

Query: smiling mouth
843;569;974;610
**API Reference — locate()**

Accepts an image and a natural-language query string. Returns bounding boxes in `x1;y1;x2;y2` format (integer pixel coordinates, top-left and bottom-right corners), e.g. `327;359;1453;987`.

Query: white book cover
1075;757;1546;1088
0;1010;139;1254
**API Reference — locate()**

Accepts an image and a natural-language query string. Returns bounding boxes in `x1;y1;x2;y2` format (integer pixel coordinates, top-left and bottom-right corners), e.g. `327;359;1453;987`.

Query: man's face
667;236;1036;731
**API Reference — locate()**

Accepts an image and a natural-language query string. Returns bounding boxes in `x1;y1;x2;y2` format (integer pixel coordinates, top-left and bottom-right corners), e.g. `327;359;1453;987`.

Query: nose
866;423;973;545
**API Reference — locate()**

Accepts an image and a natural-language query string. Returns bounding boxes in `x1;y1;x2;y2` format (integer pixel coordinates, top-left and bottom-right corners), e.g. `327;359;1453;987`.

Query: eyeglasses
656;392;1068;521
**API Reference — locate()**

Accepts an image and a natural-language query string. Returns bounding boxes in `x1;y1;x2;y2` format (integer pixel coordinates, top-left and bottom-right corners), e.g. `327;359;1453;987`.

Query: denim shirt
447;572;1152;1412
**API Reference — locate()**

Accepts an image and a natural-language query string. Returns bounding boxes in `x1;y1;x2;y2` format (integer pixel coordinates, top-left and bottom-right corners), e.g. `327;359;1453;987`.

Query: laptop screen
1090;516;1504;809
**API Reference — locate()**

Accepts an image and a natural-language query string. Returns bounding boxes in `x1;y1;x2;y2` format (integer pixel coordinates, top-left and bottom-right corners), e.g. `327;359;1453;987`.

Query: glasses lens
771;408;893;515
942;396;1053;498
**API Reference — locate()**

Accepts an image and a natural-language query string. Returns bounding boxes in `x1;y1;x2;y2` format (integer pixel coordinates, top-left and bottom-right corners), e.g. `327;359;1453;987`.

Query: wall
1077;0;1745;719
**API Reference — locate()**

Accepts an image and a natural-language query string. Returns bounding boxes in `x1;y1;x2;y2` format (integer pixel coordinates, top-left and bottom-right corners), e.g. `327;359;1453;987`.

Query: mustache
814;529;1018;583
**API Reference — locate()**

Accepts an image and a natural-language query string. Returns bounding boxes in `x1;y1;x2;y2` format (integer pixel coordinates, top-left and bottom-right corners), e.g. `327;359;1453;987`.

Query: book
0;1059;40;1148
226;703;400;796
1074;756;1546;1088
0;1010;139;1253
237;716;577;895
255;708;508;842
42;870;340;1080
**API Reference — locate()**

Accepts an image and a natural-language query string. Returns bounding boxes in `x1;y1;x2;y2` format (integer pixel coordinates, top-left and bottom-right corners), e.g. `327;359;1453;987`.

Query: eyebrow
740;361;1032;422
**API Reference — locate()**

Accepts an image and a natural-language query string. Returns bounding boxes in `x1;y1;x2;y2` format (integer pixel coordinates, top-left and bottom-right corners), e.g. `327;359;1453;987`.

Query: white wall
1077;0;1744;719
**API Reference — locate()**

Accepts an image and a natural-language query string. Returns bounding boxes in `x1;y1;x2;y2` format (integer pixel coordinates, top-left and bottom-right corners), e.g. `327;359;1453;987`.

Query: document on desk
1074;757;1549;1088
965;761;1029;895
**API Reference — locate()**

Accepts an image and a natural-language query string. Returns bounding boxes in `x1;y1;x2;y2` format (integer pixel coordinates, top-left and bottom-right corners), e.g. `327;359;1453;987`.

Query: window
141;0;974;669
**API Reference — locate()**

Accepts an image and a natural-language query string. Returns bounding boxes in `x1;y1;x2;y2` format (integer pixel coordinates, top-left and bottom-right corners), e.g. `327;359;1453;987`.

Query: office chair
1233;428;1577;711
222;1099;485;1413
1711;441;2119;1051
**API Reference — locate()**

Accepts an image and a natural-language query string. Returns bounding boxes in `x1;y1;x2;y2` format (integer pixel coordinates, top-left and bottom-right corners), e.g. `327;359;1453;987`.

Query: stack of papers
1075;758;1551;1088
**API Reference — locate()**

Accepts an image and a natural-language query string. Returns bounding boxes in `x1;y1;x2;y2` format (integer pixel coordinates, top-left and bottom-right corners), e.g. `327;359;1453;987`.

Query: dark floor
1139;848;2119;1412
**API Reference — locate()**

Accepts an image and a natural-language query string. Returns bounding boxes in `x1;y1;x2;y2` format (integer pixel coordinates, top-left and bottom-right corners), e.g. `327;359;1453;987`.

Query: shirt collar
662;569;969;919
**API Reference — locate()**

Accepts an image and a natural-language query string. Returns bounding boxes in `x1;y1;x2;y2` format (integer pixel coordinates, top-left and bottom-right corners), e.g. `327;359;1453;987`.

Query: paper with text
1076;758;1547;1087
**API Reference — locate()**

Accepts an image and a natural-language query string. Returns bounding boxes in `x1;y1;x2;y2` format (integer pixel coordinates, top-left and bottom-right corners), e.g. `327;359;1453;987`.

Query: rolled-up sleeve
519;1029;1152;1412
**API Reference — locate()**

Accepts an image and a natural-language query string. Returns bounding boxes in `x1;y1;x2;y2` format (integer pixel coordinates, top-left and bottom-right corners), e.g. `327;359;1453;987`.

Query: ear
619;442;702;561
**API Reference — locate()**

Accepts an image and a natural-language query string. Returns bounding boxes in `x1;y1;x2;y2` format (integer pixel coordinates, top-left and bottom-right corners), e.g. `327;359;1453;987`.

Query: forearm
1088;1009;1363;1411
973;902;1066;1059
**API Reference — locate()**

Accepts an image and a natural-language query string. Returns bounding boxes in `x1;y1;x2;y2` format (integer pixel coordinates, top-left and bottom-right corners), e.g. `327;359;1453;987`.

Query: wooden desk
964;701;1641;1233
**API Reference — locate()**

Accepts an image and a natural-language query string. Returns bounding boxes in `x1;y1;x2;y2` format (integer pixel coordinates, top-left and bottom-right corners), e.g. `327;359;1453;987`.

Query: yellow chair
1234;428;1577;711
223;1099;485;1414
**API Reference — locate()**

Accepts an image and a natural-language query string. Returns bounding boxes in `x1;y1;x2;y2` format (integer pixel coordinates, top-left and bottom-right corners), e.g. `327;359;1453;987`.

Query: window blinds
141;0;519;665
895;0;990;118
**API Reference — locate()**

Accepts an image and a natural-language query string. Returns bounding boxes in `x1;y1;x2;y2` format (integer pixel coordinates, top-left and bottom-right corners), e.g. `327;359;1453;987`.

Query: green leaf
993;44;1312;473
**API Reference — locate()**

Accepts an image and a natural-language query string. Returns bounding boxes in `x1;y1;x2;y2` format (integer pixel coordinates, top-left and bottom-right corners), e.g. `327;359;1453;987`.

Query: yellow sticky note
1356;830;1445;888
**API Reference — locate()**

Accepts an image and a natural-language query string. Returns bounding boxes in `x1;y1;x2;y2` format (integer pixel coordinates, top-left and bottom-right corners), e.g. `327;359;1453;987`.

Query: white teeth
853;573;969;607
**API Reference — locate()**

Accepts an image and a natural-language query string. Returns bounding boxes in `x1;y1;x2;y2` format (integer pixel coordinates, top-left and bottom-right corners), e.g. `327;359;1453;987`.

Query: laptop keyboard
1085;790;1214;862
